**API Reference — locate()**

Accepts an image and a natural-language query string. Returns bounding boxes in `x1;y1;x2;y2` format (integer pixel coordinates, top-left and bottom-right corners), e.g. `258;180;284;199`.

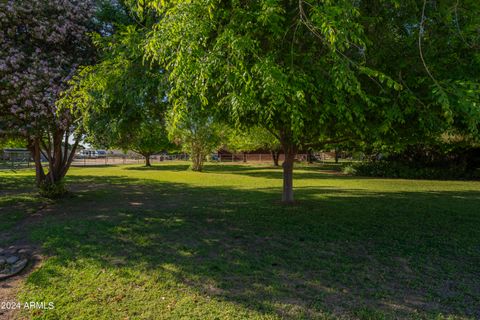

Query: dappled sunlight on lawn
1;163;480;319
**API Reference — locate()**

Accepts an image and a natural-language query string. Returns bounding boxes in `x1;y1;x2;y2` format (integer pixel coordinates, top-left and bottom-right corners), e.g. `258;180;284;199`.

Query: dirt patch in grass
0;273;23;320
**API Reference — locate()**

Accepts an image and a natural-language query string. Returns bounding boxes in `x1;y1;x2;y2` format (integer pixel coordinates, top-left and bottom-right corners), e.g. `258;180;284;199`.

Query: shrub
343;161;478;180
342;165;357;175
39;180;68;199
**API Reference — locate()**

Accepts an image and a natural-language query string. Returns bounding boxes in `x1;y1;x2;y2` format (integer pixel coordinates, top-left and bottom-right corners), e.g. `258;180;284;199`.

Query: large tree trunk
282;149;295;203
46;130;64;184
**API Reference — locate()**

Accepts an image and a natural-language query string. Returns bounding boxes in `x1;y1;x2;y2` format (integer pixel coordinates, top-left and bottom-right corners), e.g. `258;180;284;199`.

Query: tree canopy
62;3;174;167
3;0;478;202
145;0;439;202
225;126;281;165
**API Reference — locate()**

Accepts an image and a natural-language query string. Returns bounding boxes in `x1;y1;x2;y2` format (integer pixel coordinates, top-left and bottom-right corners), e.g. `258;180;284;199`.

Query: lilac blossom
0;0;95;189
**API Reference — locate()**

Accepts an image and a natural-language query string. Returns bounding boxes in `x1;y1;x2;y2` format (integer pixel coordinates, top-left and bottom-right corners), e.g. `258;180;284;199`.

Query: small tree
226;127;281;166
86;116;172;167
168;105;222;172
128;121;172;167
0;0;96;196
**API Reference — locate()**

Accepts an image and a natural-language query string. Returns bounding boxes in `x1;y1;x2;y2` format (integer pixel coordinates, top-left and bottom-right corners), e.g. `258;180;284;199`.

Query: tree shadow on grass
125;163;192;172
11;173;480;319
125;162;359;181
0;174;50;233
0;174;36;195
70;164;122;169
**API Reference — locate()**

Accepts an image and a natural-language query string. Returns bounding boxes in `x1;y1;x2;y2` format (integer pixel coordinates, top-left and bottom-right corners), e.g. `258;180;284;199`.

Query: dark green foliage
388;144;480;170
145;0;480;202
38;180;68;199
345;139;480;180
357;0;480;147
168;107;223;172
344;161;479;180
63;5;173;163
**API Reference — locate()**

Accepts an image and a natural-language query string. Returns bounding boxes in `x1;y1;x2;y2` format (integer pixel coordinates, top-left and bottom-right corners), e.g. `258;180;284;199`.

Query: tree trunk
243;152;247;163
191;155;203;171
282;150;295;203
46;130;64;184
335;147;340;163
307;150;314;164
271;150;279;167
191;146;204;172
28;138;46;186
145;155;151;167
28;131;80;198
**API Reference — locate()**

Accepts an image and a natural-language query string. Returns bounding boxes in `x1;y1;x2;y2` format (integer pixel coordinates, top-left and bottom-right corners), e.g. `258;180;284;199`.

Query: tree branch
63;127;69;167
40;139;52;162
61;134;82;178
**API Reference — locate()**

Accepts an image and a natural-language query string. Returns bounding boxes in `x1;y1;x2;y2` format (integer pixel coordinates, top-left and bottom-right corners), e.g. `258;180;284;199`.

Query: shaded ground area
1;163;480;319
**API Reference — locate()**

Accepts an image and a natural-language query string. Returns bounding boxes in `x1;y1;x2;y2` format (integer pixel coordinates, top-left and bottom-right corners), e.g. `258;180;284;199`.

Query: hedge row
343;161;480;180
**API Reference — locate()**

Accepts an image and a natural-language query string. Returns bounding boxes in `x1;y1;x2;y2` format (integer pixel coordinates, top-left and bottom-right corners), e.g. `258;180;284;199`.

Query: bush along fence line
343;161;480;180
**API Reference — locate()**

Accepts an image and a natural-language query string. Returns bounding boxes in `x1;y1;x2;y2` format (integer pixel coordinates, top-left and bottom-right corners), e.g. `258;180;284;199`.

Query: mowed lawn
1;162;480;319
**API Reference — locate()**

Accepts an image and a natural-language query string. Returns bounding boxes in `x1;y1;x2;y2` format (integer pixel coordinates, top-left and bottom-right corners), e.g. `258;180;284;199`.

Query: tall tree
64;4;173;168
147;0;479;202
147;1;408;202
0;0;96;195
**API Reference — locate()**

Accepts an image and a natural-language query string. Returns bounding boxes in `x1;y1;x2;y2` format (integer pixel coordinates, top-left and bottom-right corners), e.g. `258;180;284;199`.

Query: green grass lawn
1;162;480;319
0;169;50;233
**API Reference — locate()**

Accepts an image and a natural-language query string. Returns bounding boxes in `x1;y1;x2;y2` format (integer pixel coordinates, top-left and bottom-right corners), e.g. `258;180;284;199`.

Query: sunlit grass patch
1;162;479;319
